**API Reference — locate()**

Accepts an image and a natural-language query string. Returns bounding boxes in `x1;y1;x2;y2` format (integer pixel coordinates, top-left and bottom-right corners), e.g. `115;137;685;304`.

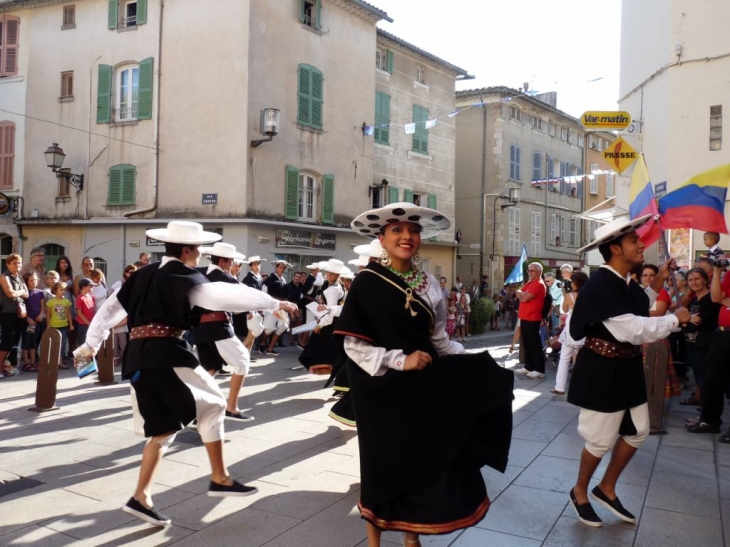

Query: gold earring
411;253;422;270
380;248;391;267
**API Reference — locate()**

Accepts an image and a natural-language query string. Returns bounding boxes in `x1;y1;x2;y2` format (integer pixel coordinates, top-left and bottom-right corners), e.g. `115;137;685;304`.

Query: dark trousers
521;319;544;373
700;330;730;426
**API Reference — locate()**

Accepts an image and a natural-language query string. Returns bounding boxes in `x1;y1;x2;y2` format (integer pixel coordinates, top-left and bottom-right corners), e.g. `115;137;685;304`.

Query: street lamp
481;188;520;289
251;108;281;147
44;143;84;191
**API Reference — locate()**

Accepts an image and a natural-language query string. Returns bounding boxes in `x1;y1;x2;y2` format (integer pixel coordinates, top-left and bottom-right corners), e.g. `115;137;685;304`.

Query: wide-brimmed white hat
340;266;355;279
354;239;383;258
348;255;369;268
246;255;265;264
146;221;222;245
577;214;654;254
351;202;450;239
305;262;323;270
271;259;292;268
320;259;345;274
200;242;246;261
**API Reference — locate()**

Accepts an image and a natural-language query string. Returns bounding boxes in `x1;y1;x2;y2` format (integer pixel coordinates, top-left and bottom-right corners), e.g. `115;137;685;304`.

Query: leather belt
585;337;641;359
200;311;229;323
130;323;183;340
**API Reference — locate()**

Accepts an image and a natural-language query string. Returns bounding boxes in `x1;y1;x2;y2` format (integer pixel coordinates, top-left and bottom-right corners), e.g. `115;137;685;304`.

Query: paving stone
0;486;97;536
0;523;78;546
542;432;586;460
659;425;715;451
508;437;548;467
451;527;541;546
476;484;566;540
513;454;578;494
481;464;523;502
529;403;580;426
543;515;636;546
645;471;720;519
634;507;722;547
72;520;195;546
512;419;565;444
653;444;716;480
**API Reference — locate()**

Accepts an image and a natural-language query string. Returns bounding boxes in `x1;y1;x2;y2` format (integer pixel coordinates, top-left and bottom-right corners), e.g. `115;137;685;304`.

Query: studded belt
584;337;641;359
200;311;229;323
129;323;184;341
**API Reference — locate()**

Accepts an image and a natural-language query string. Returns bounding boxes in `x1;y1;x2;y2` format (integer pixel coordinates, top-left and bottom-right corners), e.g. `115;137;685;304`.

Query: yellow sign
603;137;638;174
581;111;632;130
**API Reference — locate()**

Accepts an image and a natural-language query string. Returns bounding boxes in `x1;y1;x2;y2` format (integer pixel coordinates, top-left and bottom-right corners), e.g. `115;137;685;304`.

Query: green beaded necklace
388;266;425;291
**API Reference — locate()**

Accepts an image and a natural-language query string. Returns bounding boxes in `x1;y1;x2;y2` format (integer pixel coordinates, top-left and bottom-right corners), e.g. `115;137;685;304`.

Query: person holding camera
543;272;563;334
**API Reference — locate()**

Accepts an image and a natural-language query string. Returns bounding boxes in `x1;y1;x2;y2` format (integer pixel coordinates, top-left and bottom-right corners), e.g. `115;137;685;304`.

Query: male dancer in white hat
260;260;292;355
76;222;297;527
194;242;255;421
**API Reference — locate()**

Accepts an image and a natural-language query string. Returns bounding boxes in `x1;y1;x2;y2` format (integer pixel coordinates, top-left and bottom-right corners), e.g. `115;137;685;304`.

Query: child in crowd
455;295;468;342
445;296;456;340
89;269;108;309
44;270;60;303
703;231;723;261
75;278;96;346
490;294;502;331
21;272;45;372
46;282;74;369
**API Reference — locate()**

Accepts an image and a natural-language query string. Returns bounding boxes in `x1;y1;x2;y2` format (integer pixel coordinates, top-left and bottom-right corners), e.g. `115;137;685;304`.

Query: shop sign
581;111;632;130
603;137;638;174
275;229;336;250
146;236;165;246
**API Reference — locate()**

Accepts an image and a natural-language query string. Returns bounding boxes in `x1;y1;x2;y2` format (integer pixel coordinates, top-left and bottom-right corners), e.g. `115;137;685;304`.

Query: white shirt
599;264;679;345
82;257;280;353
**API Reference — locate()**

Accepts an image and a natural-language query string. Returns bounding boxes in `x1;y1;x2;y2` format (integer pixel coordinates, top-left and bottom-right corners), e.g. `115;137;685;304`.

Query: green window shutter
404;189;414;203
389;186;399;203
108;165;122;204
97;64;113;124
322;174;334;224
315;0;322;29
311;67;323;129
285;165;299;220
428;194;437;209
412;105;429;154
386;50;394;74
121;165;136;204
374;92;390;145
297;64;311;126
136;0;147;25
299;0;305;23
138;57;154;120
108;0;118;29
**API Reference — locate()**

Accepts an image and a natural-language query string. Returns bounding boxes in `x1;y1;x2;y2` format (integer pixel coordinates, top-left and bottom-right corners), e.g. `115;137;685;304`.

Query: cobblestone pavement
1;330;728;546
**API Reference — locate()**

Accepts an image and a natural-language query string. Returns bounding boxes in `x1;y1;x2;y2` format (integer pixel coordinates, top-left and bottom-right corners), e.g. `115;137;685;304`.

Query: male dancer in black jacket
76;222;297;527
194;242;255;421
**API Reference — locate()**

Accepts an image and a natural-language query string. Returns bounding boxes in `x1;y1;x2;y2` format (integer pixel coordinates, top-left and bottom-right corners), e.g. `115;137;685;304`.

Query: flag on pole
657;164;730;234
628;155;660;246
505;244;528;285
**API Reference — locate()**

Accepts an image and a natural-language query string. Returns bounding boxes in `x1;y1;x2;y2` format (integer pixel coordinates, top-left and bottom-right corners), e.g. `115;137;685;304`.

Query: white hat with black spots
350;202;450;239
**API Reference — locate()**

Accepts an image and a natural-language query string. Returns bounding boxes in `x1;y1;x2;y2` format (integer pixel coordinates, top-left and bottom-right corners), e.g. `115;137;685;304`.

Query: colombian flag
629;155;660;246
658;164;730;234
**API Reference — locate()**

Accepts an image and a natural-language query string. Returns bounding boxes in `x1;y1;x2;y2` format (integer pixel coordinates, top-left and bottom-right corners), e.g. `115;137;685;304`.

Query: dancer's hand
403;350;431;371
278;301;298;316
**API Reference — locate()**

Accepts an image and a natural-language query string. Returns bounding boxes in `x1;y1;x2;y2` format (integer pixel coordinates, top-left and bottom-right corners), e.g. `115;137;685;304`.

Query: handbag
16;301;27;319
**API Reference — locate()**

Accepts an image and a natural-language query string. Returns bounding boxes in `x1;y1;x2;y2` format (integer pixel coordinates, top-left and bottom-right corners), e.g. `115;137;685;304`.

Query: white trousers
577;403;650;458
216;336;250;376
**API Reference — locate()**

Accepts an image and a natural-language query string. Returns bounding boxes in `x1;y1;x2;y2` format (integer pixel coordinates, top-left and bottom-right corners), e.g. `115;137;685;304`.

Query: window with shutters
0;234;11;272
597;138;603;152
531;211;542;257
578;133;584;148
710;105;722;151
559;215;566;246
116;65;139;120
0;121;15;189
61;71;74;99
606;172;615;197
532;116;543;131
300;0;321;30
0;15;20;78
58;169;70;197
589;163;598;194
374;92;390;145
297;64;323;130
547;154;554;179
371;186;383;209
509;144;521;182
107;164;135;205
548;121;555;137
560;126;568;141
532;151;542;182
108;0;146;30
569;218;577;247
388;186;399;205
508;207;521;256
375;48;393;73
62;5;76;29
415;65;425;84
298;173;317;222
412;104;429;154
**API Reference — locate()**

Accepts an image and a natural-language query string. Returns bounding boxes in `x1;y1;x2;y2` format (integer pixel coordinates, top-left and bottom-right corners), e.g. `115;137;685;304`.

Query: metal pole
479;96;488;279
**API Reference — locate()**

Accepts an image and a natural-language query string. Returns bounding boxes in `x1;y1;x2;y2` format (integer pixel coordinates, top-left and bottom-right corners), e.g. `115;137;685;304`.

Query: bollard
643;341;669;434
95;332;117;385
28;328;61;412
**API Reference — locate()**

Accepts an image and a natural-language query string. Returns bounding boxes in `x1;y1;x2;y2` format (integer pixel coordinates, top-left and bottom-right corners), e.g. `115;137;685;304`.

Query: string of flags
362;94;522;136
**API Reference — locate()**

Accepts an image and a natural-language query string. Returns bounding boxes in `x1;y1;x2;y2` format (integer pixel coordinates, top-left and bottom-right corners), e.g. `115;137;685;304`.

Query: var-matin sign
603;136;638;174
275;229;336;250
581;111;632;131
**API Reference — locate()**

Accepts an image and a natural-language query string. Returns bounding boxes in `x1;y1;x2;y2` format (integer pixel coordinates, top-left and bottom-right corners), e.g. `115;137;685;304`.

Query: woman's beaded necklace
388;267;428;293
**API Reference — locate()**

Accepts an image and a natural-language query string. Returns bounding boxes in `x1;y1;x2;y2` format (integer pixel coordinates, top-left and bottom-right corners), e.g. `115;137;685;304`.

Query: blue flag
504;243;528;285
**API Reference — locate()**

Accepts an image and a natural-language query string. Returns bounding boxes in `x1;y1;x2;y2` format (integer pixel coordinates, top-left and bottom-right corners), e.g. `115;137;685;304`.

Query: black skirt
298;323;341;371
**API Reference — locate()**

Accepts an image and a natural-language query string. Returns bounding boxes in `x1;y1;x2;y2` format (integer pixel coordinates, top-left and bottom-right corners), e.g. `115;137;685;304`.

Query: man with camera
687;254;730;439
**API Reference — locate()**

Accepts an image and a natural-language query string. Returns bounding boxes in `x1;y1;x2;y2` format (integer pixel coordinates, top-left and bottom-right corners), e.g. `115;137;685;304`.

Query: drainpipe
86;55;103;220
478;95;487;279
123;0;163;218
